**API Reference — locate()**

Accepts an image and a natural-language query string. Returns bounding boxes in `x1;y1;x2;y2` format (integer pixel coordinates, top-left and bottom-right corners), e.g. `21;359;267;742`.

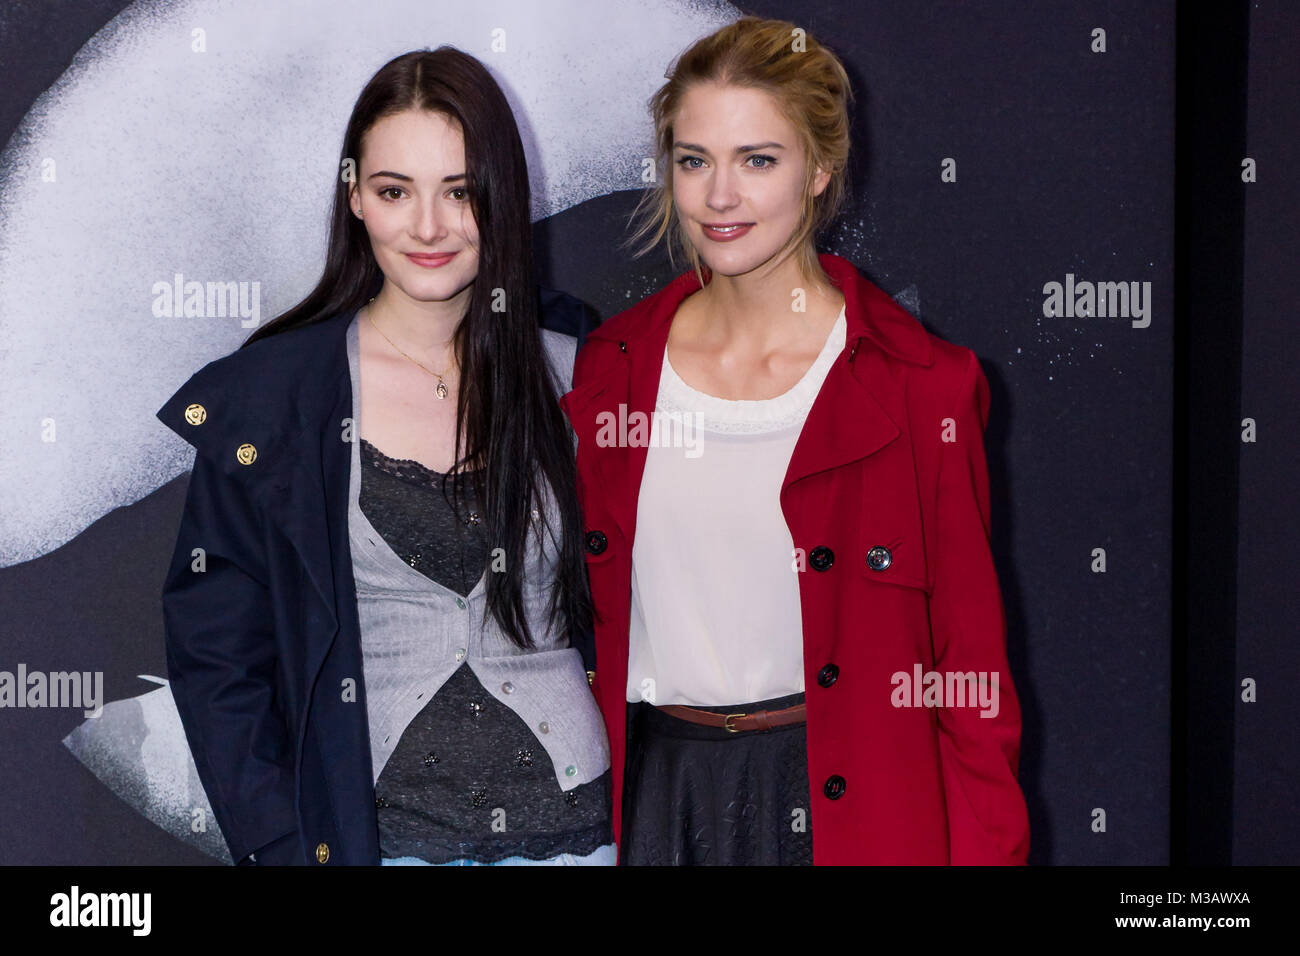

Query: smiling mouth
405;251;458;267
700;222;755;242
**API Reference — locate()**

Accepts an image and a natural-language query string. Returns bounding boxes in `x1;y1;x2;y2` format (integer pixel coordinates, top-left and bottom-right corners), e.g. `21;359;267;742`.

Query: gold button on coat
315;842;329;863
183;403;206;425
235;443;257;465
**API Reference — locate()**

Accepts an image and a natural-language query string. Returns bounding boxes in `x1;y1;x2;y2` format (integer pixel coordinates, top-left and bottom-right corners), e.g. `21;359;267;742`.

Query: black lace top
359;438;612;863
358;438;488;598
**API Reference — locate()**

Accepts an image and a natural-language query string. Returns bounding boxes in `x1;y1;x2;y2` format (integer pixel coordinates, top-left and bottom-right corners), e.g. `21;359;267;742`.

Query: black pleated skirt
620;691;813;865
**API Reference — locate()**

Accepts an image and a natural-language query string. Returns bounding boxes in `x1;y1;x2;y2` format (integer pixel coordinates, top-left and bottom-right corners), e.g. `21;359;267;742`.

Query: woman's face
350;108;479;306
671;81;828;279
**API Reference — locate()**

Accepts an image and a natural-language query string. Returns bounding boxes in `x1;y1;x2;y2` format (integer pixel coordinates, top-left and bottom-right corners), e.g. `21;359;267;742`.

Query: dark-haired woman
157;48;613;865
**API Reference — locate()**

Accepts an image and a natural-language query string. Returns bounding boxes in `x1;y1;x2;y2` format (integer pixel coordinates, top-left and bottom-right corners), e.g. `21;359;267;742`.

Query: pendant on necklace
436;380;448;400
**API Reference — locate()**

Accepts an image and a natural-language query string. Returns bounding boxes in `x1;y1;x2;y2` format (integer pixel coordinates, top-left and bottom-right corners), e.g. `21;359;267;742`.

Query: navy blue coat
156;290;595;865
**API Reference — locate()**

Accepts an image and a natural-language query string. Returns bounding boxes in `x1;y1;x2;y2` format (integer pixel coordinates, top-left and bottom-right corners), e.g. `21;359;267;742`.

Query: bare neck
687;255;843;349
365;282;471;364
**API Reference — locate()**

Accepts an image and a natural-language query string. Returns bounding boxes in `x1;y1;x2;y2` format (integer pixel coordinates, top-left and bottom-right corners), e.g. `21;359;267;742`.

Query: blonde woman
560;17;1030;865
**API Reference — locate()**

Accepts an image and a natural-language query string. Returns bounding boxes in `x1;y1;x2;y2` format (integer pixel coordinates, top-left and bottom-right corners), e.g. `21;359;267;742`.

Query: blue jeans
381;842;616;866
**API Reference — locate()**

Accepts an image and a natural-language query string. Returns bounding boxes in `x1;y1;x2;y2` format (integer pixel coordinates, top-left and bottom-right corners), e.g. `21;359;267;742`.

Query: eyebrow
672;141;786;155
366;170;467;183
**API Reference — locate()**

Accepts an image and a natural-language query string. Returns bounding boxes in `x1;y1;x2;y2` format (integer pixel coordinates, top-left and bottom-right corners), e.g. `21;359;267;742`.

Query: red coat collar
561;253;933;554
586;252;934;368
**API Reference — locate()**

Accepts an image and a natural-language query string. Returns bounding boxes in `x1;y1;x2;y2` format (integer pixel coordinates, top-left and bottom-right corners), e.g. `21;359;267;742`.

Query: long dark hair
244;48;591;651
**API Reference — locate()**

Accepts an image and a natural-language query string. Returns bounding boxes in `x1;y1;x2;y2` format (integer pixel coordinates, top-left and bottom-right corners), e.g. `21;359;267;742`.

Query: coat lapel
560;358;631;535
266;377;349;649
615;317;674;543
781;253;934;491
560;283;679;545
781;348;901;493
259;325;354;669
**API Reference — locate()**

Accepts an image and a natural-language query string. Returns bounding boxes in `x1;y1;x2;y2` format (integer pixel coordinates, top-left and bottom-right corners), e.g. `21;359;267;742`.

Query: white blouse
626;308;848;706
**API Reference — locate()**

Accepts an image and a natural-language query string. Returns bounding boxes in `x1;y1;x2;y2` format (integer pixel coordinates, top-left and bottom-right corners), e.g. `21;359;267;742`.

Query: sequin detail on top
358;438;487;598
359;436;612;863
374;663;613;863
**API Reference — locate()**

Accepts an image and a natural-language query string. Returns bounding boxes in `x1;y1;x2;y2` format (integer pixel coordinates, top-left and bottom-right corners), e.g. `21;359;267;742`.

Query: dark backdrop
0;0;1292;865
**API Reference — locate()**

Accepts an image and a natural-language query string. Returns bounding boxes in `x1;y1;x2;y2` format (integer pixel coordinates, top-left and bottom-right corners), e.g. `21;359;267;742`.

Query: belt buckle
723;712;746;733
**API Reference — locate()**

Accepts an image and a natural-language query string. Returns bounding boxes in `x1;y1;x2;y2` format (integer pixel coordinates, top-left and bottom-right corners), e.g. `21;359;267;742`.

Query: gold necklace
365;296;457;399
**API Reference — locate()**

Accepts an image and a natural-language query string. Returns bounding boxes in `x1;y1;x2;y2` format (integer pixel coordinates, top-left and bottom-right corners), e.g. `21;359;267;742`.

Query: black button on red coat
817;663;839;687
809;545;834;571
584;530;608;555
824;775;847;800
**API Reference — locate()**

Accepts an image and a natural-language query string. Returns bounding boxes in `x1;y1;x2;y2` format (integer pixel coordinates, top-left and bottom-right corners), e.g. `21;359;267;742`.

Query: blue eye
676;155;705;169
747;154;777;168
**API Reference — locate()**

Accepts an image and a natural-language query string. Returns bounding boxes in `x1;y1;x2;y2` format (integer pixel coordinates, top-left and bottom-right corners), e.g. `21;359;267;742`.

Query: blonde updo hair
627;16;854;285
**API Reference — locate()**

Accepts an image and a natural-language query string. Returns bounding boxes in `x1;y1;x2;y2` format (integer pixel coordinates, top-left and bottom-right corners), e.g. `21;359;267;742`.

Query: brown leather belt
656;703;806;733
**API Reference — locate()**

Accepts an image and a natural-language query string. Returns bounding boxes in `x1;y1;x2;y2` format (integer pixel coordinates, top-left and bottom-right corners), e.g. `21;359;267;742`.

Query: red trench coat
559;253;1031;865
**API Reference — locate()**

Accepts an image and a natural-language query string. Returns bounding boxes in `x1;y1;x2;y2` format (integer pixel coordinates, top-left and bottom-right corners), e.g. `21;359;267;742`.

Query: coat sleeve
161;450;300;865
929;350;1031;865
